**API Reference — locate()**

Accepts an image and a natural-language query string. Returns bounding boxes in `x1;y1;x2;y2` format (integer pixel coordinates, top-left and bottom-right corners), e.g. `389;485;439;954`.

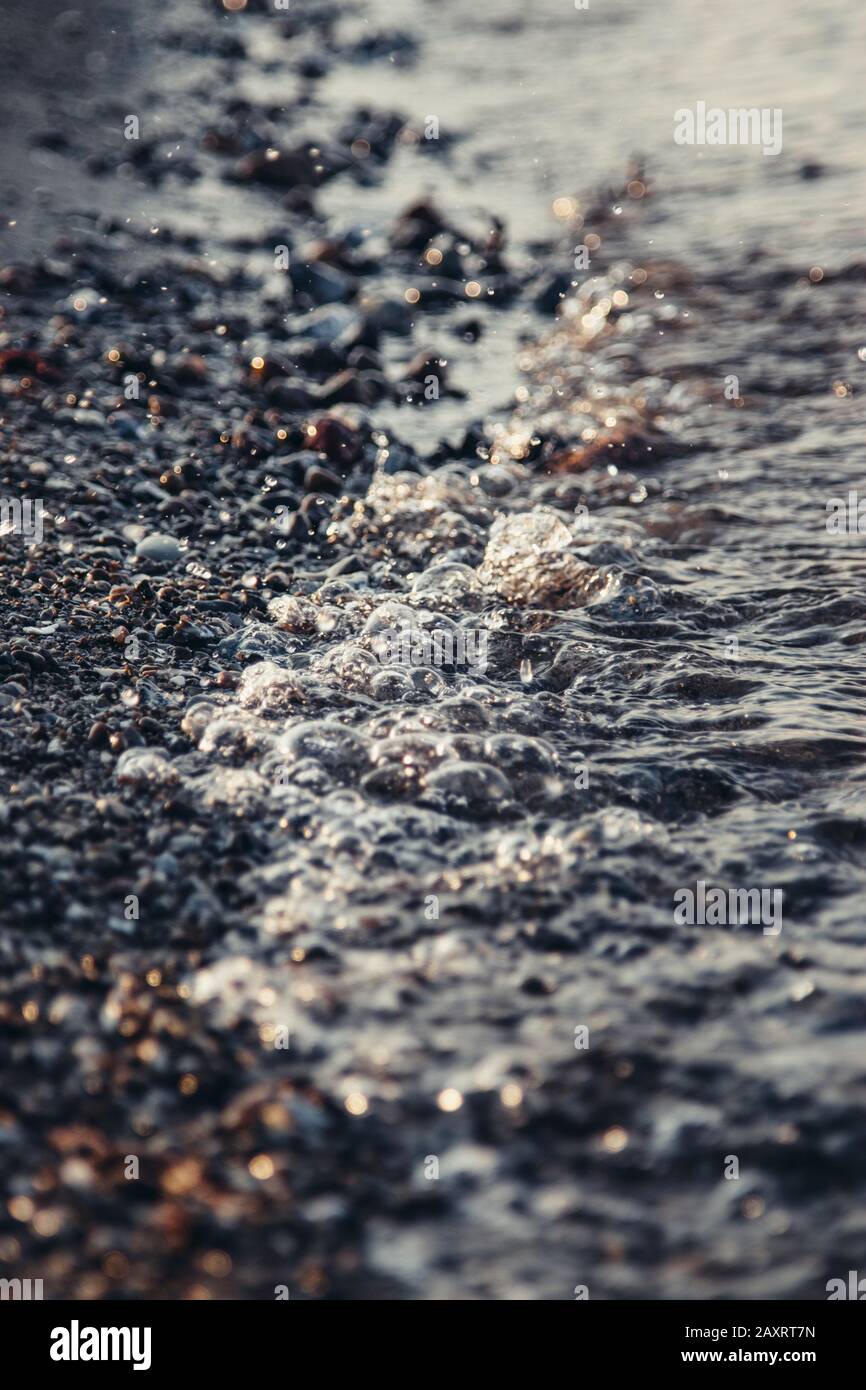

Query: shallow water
180;12;866;1293
3;0;866;1300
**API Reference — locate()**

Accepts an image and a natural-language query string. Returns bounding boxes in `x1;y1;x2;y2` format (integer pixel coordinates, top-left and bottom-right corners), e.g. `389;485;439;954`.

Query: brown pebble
304;464;342;496
308;415;362;469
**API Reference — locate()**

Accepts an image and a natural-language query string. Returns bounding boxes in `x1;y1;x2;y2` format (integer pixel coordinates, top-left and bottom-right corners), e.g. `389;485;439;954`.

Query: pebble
135;533;182;562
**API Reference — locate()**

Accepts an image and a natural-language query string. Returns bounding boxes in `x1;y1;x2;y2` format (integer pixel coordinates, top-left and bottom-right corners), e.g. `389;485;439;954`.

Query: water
185;11;866;1290
4;0;866;1299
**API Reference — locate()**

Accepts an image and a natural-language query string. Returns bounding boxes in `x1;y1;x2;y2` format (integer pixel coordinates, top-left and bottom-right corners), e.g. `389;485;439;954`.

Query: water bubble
282;720;371;777
424;760;512;815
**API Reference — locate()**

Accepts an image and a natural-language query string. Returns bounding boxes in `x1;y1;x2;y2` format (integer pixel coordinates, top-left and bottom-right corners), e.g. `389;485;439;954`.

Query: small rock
135;533;182;562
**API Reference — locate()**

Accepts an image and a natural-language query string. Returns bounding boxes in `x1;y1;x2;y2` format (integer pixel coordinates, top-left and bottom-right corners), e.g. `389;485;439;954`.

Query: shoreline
1;0;865;1302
